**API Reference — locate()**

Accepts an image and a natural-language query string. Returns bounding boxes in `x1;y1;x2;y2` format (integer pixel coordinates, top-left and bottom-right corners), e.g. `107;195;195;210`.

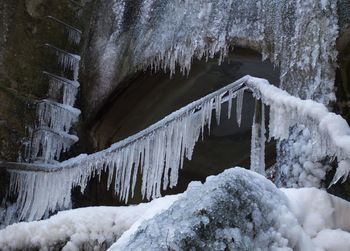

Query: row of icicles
23;13;82;164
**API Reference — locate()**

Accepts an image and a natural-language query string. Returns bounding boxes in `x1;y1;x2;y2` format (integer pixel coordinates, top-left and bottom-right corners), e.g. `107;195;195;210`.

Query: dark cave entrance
72;48;280;207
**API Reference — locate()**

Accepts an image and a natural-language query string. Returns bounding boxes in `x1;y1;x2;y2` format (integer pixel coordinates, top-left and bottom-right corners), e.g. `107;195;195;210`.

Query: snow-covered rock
2;168;350;251
109;168;314;251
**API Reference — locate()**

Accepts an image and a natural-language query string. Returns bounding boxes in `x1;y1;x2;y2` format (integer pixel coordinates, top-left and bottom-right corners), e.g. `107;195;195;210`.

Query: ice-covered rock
109;168;314;251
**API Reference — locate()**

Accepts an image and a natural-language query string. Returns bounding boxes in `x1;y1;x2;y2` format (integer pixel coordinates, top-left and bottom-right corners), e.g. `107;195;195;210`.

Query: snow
0;195;180;251
2;169;350;251
282;187;350;251
282;188;350;236
313;229;350;251
246;76;350;187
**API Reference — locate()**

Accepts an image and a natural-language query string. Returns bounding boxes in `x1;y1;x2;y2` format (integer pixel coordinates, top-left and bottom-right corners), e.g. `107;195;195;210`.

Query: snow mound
0;195;180;251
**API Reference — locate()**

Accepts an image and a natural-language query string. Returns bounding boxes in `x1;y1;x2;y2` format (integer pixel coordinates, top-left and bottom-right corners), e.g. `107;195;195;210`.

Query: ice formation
36;100;80;132
246;77;350;185
44;71;80;107
25;27;81;163
9;75;350;222
44;44;81;81
27;79;80;163
10;76;248;220
275;127;332;188
47;16;82;45
90;0;338;113
29;128;79;163
250;100;266;175
87;0;338;189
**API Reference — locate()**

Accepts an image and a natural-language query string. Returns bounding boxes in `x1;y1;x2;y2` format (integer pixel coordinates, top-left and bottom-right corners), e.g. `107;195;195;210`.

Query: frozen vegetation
8;76;350;222
2;168;350;250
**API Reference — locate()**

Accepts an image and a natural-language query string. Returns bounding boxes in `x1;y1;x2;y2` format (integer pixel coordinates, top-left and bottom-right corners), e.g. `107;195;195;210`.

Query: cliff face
81;0;339;123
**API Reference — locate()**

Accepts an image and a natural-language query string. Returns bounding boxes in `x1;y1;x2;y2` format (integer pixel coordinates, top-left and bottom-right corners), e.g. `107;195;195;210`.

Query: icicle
250;100;266;175
44;44;80;80
227;90;233;119
44;71;79;106
47;16;82;45
236;88;245;127
29;128;79;163
215;94;222;125
16;75;350;221
36;100;80;133
9;77;251;221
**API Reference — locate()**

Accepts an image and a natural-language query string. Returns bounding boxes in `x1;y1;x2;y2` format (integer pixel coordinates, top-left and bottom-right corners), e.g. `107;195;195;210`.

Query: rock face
0;0;88;161
81;0;338;122
110;168;313;251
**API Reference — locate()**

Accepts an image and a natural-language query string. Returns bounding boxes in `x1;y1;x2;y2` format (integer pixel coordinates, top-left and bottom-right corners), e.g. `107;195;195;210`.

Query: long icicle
250;99;266;175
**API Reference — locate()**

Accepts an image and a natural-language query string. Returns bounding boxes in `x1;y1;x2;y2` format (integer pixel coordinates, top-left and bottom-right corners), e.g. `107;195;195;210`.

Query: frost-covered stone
110;168;314;251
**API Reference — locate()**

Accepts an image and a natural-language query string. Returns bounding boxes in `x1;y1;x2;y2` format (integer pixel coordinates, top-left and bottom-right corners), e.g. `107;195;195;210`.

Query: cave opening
72;48;280;207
